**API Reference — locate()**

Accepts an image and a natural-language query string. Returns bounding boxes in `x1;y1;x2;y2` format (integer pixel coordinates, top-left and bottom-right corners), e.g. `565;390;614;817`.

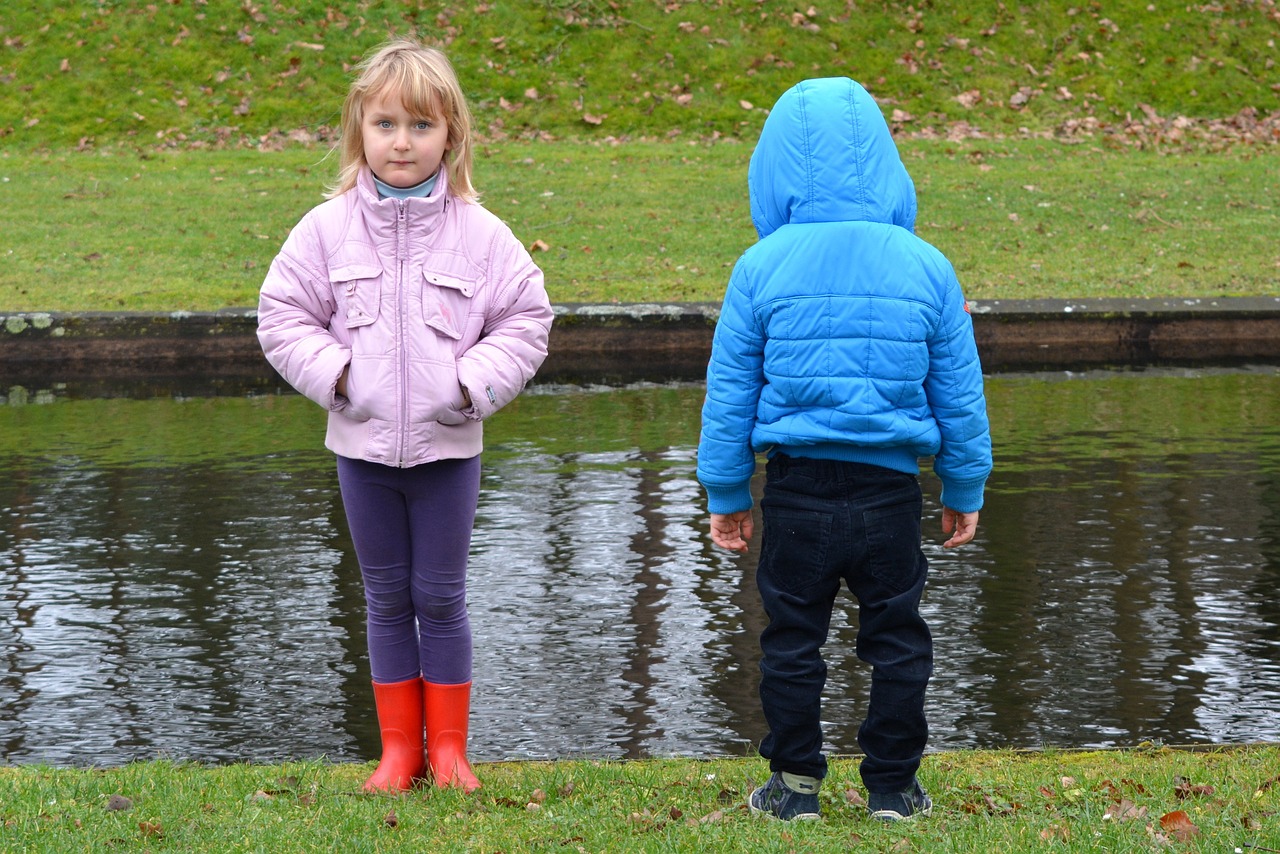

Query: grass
1;0;1278;311
2;748;1278;852
3;1;1278;147
1;139;1277;312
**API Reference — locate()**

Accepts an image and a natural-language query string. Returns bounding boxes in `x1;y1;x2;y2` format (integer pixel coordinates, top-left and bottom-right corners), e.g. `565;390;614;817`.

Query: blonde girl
257;38;553;793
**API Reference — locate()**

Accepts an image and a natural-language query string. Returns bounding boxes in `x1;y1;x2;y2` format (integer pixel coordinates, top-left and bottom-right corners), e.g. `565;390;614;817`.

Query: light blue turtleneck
373;172;439;200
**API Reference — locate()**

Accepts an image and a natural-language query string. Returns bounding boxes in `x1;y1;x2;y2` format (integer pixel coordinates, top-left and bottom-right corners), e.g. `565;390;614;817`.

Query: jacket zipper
396;199;409;465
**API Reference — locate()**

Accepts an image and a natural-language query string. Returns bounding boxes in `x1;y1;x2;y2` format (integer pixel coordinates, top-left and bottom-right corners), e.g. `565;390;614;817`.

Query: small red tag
963;301;971;314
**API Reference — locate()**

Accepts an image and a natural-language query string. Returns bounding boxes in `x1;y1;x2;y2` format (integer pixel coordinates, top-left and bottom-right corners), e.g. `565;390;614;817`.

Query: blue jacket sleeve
923;265;992;513
697;264;764;514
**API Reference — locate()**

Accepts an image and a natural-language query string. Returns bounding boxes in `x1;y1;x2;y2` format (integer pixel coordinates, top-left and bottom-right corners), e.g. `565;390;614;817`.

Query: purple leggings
336;454;481;685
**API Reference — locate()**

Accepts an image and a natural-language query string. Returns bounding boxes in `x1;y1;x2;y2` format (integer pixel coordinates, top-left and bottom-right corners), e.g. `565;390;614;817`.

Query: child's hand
941;507;979;548
709;511;754;554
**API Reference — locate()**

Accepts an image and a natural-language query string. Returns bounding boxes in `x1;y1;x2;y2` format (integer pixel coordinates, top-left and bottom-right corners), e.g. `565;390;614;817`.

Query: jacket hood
748;77;917;240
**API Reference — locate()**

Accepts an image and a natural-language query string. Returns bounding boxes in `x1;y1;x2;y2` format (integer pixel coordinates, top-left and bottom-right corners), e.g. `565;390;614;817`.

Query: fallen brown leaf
1159;809;1199;842
1173;776;1215;799
983;793;1018;815
1103;798;1147;822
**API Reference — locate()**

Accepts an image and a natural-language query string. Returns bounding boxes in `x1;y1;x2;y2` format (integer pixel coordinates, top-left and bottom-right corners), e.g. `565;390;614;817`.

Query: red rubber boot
363;678;426;793
424;680;481;792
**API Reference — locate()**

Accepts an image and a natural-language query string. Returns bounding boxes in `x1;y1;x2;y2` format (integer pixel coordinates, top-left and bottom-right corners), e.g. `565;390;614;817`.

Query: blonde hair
327;38;477;202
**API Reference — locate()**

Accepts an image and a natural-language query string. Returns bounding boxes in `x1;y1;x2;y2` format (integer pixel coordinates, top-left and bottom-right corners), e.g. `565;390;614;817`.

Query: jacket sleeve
256;217;351;412
697;261;765;514
455;227;552;420
923;261;992;513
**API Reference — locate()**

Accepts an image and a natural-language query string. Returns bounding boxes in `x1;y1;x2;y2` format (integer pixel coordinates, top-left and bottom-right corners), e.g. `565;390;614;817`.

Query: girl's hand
710;511;754;553
941;507;979;548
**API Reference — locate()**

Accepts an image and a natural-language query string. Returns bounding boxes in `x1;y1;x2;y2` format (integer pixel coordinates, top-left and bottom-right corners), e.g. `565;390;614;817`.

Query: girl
257;38;553;793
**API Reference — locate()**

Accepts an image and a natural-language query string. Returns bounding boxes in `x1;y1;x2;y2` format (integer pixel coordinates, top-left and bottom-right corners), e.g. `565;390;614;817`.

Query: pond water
1;367;1278;767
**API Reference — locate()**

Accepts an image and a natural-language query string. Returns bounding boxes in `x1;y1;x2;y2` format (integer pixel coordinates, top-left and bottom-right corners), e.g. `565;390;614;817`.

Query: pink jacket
257;168;552;466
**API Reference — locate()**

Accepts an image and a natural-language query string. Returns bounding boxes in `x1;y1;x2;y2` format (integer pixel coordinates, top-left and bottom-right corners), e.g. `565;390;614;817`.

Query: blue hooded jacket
697;77;992;515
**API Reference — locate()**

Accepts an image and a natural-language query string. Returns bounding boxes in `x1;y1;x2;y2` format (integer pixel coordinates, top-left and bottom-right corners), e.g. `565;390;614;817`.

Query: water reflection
0;368;1277;767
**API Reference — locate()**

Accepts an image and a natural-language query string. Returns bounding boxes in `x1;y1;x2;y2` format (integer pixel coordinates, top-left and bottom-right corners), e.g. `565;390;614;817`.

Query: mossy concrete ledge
551;298;1280;377
966;296;1280;371
0;298;1278;395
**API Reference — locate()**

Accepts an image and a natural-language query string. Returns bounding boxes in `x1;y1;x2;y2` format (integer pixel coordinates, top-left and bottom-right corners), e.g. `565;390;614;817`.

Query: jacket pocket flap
331;263;383;329
330;262;384;283
423;270;475;298
425;310;464;340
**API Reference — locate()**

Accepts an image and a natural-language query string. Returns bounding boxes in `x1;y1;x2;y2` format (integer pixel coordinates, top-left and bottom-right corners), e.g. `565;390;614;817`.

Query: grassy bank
3;747;1278;852
4;1;1278;147
2;138;1277;312
2;1;1277;311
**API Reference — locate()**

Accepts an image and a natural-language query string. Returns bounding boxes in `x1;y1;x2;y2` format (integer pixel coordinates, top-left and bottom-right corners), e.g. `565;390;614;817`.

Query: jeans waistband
768;452;910;483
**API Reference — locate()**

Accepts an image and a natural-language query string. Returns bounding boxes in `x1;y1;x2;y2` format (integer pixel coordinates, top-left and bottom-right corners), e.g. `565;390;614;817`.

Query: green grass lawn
4;1;1278;147
1;139;1276;312
2;0;1277;311
3;748;1278;852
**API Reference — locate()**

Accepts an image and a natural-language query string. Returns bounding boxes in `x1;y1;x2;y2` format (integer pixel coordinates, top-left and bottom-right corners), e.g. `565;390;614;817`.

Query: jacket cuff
327;360;350;412
457;380;486;422
703;483;754;515
939;477;986;514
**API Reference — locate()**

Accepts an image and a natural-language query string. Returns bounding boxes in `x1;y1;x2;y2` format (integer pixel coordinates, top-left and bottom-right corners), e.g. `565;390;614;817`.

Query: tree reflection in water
0;367;1277;766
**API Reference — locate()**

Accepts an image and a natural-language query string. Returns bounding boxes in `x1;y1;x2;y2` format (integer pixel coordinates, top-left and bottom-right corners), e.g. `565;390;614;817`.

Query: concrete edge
2;298;1279;397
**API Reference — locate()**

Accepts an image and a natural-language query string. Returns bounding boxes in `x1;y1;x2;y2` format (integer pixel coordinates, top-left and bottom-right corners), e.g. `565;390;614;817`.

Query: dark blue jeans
756;454;932;793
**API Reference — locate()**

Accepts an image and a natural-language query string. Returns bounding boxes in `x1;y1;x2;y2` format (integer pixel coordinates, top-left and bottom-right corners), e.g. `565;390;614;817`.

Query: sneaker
867;779;933;822
748;771;821;821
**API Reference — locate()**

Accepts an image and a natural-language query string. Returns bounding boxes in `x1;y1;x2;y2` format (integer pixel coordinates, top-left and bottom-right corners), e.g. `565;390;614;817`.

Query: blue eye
415;121;431;130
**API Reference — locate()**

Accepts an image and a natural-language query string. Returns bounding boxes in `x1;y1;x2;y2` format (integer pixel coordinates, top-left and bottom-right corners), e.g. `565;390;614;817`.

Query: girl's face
361;88;450;189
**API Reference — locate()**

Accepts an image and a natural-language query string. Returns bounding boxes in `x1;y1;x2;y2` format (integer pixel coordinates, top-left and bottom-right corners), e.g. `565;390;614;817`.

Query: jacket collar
354;166;449;229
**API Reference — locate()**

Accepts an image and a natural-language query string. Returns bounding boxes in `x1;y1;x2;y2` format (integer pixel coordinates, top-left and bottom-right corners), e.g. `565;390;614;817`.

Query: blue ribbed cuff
702;482;754;515
939;478;986;514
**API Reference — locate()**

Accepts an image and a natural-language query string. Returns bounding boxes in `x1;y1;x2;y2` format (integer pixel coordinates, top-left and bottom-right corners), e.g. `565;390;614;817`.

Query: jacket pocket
330;261;389;361
421;270;476;341
331;262;383;329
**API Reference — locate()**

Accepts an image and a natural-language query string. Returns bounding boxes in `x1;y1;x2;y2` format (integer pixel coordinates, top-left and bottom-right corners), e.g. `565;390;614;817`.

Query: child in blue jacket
697;77;992;822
